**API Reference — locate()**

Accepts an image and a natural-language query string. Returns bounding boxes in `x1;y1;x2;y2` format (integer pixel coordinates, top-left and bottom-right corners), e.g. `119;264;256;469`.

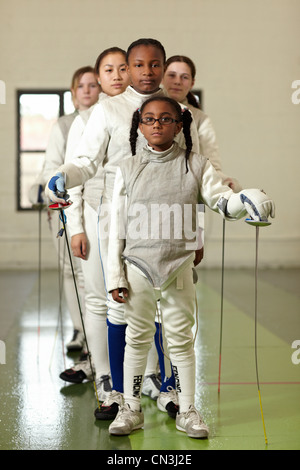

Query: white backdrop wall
0;0;299;269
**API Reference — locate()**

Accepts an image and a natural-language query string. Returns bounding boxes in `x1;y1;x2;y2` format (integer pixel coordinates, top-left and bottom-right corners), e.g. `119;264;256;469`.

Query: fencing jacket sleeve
107;166;128;292
57;103;109;189
63;114;87;236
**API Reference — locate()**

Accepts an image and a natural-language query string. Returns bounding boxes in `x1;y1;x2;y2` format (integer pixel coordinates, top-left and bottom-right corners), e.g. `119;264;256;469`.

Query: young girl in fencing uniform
59;48;131;401
106;96;275;438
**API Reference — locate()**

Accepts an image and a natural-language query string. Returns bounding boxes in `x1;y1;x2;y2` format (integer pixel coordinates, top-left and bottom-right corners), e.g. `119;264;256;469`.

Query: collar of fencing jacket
142;142;181;164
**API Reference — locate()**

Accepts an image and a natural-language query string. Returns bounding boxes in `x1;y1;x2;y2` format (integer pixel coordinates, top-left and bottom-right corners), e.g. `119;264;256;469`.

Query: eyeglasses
140;117;179;126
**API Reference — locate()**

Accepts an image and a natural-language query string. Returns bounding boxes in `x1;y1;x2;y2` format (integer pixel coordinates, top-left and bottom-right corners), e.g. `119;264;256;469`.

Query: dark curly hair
129;96;193;172
126;38;166;64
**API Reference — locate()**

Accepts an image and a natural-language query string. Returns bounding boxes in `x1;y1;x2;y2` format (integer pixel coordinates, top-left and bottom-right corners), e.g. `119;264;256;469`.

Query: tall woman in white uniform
60;48;131;401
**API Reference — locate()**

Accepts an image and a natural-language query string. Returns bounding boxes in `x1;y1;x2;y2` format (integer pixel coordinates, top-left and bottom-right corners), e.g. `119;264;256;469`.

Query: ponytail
130;109;140;156
186;91;200;109
181;108;193;173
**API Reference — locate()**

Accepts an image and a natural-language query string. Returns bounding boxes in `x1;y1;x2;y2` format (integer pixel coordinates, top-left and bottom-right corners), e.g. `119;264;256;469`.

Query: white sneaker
66;329;85;352
142;374;161;401
109;404;144;436
157;386;179;418
104;390;124;407
95;375;112;402
176;405;209;439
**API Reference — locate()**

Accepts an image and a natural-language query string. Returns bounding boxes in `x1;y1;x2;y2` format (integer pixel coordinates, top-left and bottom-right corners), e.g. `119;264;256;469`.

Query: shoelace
116;404;141;421
164;386;178;401
184;406;205;425
115;404;133;421
103;390;123;406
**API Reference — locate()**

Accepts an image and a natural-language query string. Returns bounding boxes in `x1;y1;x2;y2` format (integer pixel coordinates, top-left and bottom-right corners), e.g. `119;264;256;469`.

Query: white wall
0;0;299;269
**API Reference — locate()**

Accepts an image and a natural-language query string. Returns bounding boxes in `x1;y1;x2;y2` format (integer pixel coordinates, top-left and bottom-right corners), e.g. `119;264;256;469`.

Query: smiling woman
162;56;197;107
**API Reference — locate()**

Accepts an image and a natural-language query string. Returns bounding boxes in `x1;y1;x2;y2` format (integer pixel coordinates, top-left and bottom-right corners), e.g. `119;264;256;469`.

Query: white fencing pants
80;201;110;378
98;196;127;326
98;196;163;389
123;262;196;413
50;211;85;332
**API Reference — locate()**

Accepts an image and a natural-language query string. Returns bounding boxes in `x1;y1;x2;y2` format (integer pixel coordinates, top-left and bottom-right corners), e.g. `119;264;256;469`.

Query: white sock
171;361;195;414
144;341;159;376
85;310;110;378
123;343;149;412
63;275;85;331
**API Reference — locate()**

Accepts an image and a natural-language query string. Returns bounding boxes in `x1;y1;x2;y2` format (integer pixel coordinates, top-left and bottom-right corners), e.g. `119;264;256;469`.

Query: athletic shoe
142;374;161;401
59;358;94;383
66;329;85;352
109;404;144;436
157;386;179;419
95;375;112;402
176;405;209;439
94;390;124;421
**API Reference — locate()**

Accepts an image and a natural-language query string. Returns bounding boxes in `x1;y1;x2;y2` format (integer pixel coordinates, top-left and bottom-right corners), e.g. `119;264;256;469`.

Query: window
193;89;203;110
17;90;74;210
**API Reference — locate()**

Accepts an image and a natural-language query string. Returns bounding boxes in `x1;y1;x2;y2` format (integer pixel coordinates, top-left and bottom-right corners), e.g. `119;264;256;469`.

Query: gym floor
0;268;299;451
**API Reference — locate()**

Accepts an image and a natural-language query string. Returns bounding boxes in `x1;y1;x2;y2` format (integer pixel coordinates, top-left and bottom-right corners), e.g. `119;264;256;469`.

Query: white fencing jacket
64;94;107;236
180;99;222;172
107;143;247;291
57;86;200;200
34;111;78;188
181;99;242;192
29;111;79;205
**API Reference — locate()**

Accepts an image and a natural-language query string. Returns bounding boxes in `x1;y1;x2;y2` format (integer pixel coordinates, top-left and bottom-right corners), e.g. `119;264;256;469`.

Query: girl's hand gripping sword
46;172;72;208
240;189;275;226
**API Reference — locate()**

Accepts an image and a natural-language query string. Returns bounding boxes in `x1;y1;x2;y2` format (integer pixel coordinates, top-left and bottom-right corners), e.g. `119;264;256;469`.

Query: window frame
16;89;70;211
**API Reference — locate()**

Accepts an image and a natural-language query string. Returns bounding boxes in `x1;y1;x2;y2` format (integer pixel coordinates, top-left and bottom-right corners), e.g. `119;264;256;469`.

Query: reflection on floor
0;269;299;450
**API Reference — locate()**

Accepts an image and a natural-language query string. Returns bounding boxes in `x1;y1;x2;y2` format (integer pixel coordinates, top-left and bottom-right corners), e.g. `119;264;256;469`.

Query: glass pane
193;89;202;109
19;94;60;150
0;80;6;104
64;91;75;115
20;152;45;209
